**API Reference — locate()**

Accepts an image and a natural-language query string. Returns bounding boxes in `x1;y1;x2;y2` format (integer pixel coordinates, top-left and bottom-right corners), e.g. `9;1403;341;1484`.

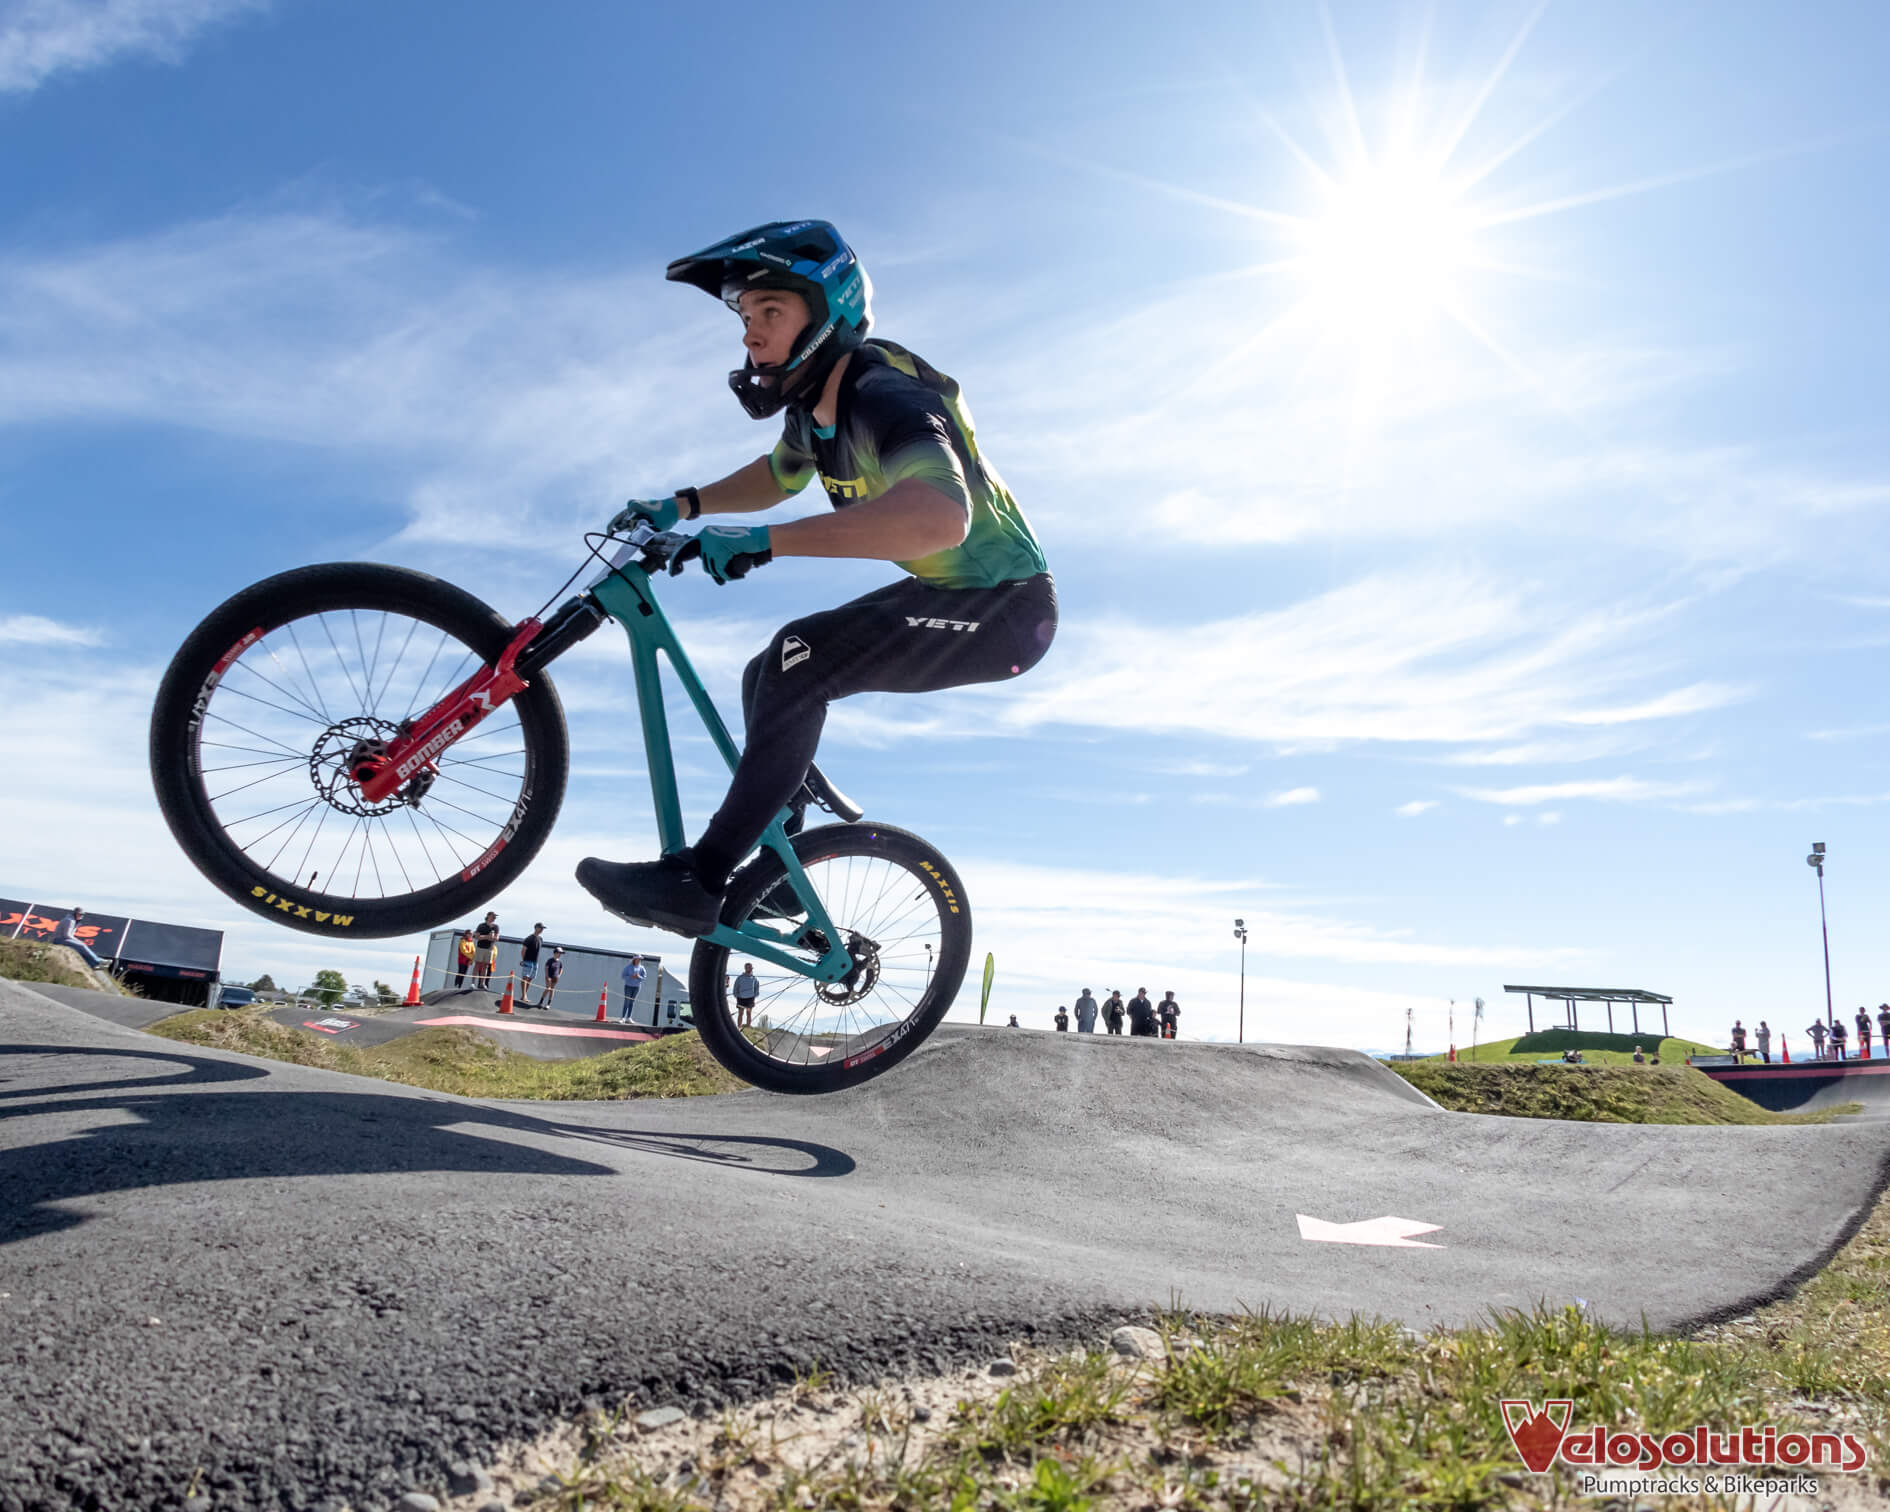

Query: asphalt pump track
4;979;1888;1511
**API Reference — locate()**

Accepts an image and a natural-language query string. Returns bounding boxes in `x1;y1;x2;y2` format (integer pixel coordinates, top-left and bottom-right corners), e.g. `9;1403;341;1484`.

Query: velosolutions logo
1501;1399;1869;1476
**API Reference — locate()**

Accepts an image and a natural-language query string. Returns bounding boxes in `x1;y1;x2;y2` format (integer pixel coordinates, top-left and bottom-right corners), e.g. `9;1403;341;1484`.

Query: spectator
620;954;647;1024
1630;1044;1644;1063
1054;1005;1069;1032
1104;991;1126;1036
733;961;760;1027
1878;1004;1890;1049
1649;1053;1660;1065
1157;991;1180;1040
1807;1019;1829;1059
1127;987;1157;1038
50;907;104;970
1006;1013;1020;1028
1074;988;1099;1034
453;930;475;988
1755;1020;1772;1064
1830;1017;1848;1061
540;947;566;1009
1856;1007;1873;1060
520;923;547;1006
473;911;500;990
1729;1019;1747;1062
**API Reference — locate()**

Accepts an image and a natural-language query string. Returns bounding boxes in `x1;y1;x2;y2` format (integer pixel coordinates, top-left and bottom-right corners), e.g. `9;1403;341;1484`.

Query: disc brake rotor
308;716;404;818
814;931;882;1006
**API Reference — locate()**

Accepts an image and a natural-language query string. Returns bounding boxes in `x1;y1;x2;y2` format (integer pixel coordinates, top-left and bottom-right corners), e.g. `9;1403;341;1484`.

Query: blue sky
4;0;1888;1049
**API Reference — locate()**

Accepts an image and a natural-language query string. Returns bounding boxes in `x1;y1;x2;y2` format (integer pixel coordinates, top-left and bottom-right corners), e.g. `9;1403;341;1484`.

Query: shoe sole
590;895;717;938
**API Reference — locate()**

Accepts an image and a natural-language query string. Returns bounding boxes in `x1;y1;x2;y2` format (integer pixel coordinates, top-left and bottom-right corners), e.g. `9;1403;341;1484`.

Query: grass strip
1392;1060;1857;1124
145;1008;747;1099
0;937;134;995
510;1183;1890;1510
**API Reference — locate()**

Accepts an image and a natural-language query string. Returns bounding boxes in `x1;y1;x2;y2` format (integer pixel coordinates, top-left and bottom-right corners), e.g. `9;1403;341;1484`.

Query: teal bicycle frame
585;534;854;985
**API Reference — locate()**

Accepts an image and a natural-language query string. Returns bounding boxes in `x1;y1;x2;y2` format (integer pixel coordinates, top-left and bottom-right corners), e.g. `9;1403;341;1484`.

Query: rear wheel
149;563;569;938
689;824;971;1094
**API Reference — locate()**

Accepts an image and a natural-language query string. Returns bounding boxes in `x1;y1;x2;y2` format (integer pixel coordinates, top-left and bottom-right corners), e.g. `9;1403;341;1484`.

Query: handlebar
589;520;685;585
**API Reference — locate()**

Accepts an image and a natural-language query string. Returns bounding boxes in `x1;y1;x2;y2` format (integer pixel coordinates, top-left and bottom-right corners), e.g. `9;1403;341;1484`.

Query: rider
577;220;1057;935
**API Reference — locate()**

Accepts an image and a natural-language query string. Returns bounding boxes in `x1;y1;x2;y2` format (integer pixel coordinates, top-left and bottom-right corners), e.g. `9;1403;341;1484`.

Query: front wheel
149;563;570;938
690;824;972;1094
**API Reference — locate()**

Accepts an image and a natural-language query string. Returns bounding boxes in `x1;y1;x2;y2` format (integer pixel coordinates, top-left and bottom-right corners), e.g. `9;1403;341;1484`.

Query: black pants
694;573;1057;887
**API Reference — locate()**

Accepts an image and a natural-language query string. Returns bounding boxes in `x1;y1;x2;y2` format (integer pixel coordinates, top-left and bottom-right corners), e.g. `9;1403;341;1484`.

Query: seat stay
589;558;849;983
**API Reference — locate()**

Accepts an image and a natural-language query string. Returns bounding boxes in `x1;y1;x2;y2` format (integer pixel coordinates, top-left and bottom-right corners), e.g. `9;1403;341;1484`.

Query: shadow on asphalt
0;1043;856;1245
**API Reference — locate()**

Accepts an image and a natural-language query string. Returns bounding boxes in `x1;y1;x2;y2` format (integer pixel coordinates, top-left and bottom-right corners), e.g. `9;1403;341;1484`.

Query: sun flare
1298;159;1475;337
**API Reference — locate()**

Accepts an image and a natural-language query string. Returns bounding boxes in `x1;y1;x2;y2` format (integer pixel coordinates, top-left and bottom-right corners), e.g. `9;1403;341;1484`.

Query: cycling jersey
769;340;1048;590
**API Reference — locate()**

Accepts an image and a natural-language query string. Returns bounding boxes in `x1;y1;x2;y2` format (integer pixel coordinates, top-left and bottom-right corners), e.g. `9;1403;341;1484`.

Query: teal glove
609;496;680;534
670;524;774;585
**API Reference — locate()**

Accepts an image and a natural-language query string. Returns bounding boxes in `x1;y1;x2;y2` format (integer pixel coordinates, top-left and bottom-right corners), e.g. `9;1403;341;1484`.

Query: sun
1296;157;1476;339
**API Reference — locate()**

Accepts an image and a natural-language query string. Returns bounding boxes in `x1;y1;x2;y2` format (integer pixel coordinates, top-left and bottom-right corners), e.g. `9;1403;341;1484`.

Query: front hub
310;716;405;817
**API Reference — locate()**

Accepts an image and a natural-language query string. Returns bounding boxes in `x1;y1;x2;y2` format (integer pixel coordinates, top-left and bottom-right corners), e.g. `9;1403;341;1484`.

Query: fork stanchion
595;985;609;1023
497;972;515;1014
403;956;421;1006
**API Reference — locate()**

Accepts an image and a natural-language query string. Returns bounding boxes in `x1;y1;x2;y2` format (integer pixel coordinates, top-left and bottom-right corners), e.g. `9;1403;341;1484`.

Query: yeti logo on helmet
665;220;874;420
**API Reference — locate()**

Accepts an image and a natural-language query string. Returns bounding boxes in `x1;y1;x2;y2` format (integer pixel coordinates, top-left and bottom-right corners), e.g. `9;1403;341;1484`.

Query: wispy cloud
0;208;745;547
1444;734;1645;765
1266;786;1321;807
1396;800;1439;816
0;0;263;95
1155;759;1252;778
0;613;102;646
1806;723;1890;743
1004;570;1744;749
983;266;1890;573
1458;776;1701;806
1684;792;1890;816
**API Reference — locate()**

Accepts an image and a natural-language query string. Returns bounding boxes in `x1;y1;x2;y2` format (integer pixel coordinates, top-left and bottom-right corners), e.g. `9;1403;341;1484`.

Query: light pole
1807;842;1833;1032
1233;918;1249;1043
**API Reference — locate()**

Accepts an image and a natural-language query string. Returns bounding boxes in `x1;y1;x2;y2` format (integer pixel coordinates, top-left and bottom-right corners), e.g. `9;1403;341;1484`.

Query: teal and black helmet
667;220;873;419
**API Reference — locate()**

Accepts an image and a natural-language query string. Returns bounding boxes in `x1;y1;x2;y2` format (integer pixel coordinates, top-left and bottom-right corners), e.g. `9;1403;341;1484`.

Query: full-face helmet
667;220;873;418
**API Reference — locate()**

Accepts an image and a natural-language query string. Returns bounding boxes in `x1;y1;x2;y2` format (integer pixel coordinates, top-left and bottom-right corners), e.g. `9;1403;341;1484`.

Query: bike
148;523;973;1093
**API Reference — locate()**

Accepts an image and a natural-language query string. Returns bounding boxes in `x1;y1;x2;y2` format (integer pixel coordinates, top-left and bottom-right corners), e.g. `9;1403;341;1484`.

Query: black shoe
577;849;722;937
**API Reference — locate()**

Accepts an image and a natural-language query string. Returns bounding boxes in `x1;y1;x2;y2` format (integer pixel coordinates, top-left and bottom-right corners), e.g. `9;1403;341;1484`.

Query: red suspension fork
352;618;542;805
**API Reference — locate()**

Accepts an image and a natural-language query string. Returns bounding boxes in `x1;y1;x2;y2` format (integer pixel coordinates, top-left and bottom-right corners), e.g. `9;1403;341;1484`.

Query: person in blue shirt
619;955;647;1025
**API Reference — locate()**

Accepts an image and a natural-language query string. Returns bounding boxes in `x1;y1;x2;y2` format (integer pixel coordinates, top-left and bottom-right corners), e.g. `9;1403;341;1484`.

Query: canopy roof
1504;984;1672;1005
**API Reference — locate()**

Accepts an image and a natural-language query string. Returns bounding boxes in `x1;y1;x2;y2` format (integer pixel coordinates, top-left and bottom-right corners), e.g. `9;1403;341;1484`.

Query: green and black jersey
768;340;1049;591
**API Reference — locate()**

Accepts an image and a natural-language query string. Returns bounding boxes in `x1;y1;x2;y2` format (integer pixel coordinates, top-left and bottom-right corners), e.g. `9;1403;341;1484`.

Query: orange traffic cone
403;956;422;1006
497;971;515;1014
1781;1039;1790;1063
594;985;609;1022
1448;1044;1457;1063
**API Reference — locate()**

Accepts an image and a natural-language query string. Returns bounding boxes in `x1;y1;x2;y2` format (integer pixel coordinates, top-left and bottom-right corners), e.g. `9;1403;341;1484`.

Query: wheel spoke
280;623;334;725
318;612;367;711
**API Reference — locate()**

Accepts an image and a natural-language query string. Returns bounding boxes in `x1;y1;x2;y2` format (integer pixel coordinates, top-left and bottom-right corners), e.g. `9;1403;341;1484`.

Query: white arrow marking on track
1296;1214;1444;1248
